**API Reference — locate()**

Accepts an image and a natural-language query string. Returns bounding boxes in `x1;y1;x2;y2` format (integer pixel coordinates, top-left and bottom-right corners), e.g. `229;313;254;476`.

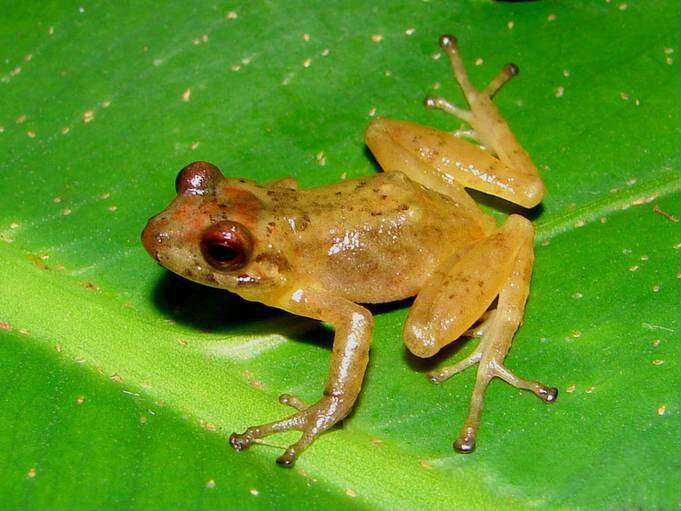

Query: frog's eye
176;161;223;195
200;221;253;271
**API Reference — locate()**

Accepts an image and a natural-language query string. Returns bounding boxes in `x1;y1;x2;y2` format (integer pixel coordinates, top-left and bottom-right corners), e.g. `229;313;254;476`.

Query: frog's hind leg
404;215;557;453
422;35;545;207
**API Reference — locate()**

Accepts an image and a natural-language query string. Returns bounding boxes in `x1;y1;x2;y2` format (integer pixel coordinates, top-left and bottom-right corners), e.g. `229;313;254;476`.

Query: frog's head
141;161;286;296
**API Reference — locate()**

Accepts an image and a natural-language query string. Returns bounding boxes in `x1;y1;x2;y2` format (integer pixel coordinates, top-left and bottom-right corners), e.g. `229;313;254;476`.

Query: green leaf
1;1;679;509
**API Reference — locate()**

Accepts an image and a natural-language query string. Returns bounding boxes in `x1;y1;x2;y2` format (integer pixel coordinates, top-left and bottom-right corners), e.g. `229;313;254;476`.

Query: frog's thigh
403;215;529;358
365;118;542;209
365;118;493;230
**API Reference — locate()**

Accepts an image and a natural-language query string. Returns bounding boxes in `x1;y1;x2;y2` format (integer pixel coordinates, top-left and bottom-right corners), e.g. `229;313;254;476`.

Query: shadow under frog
152;271;337;363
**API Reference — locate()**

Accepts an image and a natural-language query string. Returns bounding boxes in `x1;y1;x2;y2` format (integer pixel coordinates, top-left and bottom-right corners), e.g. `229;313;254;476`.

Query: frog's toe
427;350;483;384
427;371;444;384
229;431;254;451
539;386;559;403
276;446;303;468
276;451;297;467
495;364;559;404
279;393;308;411
439;34;458;49
276;430;318;468
423;95;473;123
229;413;305;454
453;426;476;454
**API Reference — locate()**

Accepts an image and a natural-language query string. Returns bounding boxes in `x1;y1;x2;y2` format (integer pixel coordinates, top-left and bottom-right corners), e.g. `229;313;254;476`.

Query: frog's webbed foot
230;394;348;467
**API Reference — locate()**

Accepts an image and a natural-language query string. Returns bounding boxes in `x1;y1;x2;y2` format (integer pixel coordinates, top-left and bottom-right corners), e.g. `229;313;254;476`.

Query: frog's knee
520;178;546;209
403;320;440;358
364;117;389;144
504;213;535;237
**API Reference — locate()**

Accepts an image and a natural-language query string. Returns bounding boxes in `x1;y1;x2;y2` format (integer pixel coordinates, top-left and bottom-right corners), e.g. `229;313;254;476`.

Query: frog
141;35;557;467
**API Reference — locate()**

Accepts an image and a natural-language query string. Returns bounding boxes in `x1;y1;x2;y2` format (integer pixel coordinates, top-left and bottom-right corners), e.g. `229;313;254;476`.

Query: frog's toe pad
276;449;298;468
541;386;559;403
229;431;253;451
453;427;476;453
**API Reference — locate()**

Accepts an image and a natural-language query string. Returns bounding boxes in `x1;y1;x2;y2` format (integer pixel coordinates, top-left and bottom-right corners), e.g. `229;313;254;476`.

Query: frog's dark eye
200;221;253;271
176;161;223;195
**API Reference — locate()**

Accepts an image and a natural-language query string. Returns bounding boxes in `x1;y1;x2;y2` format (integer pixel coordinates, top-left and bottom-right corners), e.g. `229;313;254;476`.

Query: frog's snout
141;215;166;262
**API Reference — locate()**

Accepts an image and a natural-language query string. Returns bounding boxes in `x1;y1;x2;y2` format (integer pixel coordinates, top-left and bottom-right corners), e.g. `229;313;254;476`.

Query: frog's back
284;171;488;303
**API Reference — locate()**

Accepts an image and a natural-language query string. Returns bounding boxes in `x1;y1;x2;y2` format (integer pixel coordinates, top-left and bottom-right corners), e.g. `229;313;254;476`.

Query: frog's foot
428;336;556;398
439;34;519;100
427;315;557;453
425;35;518;123
229;395;347;467
448;351;557;453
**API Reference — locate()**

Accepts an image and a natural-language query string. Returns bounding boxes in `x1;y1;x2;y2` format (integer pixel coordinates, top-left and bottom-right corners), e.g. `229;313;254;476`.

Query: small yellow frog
142;35;557;467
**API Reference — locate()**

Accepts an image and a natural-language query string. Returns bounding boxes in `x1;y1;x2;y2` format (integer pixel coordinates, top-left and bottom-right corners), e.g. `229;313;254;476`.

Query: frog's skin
142;35;557;467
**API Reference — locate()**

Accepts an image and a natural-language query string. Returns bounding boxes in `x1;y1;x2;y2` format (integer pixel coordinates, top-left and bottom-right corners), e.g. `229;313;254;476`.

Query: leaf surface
1;1;679;509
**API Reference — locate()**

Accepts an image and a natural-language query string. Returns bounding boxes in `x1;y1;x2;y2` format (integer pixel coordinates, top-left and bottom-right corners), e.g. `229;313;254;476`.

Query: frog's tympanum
142;36;557;467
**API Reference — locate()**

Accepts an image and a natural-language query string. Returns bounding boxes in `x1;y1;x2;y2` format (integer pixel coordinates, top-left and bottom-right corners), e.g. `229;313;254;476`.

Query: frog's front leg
229;288;373;467
404;215;557;453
